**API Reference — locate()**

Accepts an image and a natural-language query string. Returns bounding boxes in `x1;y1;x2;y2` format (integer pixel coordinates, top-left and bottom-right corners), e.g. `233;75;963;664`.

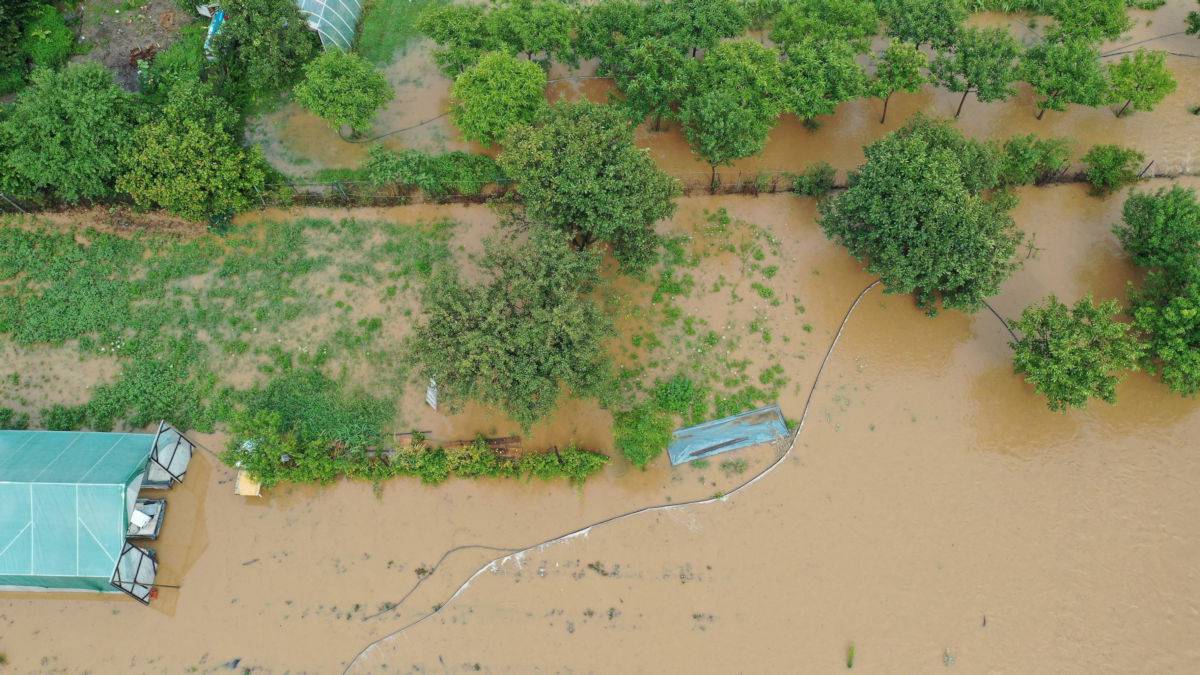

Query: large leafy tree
294;50;394;136
649;0;749;57
488;0;579;63
499;101;680;272
417;4;508;75
0;63;136;201
117;81;271;221
819;115;1022;313
1052;0;1130;42
871;39;926;124
577;0;649;61
780;39;868;124
211;0;320;104
1010;295;1140;411
1115;186;1200;284
1106;49;1176;117
1132;276;1200;396
680;39;783;183
1021;36;1108;120
410;227;614;427
769;0;878;52
1118;185;1200;397
930;26;1022;118
875;0;966;48
608;37;693;131
451;51;547;145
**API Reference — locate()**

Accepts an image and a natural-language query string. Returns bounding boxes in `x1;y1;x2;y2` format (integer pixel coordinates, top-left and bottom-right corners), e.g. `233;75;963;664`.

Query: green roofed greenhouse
0;425;194;603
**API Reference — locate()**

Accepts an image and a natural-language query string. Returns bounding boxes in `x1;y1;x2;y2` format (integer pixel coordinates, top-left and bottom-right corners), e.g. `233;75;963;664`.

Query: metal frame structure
143;421;194;488
110;542;157;605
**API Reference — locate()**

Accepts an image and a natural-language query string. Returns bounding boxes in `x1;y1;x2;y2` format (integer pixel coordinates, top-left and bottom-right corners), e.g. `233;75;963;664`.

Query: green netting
0;431;153;591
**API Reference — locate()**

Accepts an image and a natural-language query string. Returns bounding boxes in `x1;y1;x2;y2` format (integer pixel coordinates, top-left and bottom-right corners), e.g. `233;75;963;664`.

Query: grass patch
357;0;447;65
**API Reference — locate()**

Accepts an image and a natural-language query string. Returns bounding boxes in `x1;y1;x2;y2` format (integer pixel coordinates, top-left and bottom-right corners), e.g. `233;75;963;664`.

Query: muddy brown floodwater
5;178;1200;672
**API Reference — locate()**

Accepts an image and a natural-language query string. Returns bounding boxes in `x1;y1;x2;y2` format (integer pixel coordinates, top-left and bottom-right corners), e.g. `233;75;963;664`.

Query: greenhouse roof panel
297;0;362;51
0;431;155;485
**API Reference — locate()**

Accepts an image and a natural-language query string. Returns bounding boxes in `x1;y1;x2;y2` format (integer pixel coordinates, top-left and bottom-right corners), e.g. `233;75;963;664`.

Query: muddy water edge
2;180;1199;671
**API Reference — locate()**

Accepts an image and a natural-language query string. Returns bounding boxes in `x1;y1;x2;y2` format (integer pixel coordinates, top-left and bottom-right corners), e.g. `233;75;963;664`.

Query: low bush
998;134;1070;186
791;162;837;197
20;4;72;69
613;402;673;469
0;407;30;430
139;25;206;105
364;146;506;197
1082;144;1145;196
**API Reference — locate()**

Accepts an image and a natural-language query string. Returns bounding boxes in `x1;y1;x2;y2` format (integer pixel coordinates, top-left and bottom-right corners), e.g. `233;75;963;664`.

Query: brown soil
73;0;193;90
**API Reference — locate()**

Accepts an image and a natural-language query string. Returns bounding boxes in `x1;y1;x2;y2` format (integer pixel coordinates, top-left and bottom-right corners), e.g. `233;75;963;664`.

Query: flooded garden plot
3;0;1200;670
4;180;1200;670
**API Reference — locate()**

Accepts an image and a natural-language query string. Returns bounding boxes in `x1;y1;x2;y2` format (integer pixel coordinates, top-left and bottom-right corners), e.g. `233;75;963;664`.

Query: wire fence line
1;163;1196;215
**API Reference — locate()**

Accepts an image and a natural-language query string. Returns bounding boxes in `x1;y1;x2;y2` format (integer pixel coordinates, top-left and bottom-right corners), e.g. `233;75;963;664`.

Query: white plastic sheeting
297;0;362;51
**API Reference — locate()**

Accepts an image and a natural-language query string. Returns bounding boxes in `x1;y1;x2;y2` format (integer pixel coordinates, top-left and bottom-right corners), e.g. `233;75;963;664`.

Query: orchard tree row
425;0;1180;179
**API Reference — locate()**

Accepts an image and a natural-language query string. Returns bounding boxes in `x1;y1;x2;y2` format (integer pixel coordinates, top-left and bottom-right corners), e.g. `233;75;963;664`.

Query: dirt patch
73;0;192;90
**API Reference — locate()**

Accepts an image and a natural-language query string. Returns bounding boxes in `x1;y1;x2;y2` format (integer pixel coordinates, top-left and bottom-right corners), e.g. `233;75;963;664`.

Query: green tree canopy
780;38;867;123
870;39;927;123
577;0;649;61
417;4;508;75
211;0;320;104
0;63;136;202
1106;49;1176;117
607;37;693;130
19;4;72;70
930;26;1022;118
876;0;966;48
488;0;579;62
116;81;271;221
819;116;1022;313
1114;186;1200;282
1052;0;1131;42
499;101;680;272
451;51;548;145
649;0;749;56
1021;36;1108;119
1010;295;1140;411
769;0;878;51
294;50;394;136
680;39;783;179
410;227;614;428
997;134;1071;187
1131;275;1200;396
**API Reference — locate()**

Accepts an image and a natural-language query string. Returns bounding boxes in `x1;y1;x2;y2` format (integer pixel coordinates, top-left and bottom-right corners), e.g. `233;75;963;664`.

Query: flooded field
252;2;1200;184
4;177;1200;671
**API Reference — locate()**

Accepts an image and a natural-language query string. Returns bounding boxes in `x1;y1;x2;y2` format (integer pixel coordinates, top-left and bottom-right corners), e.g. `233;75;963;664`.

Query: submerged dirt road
4;182;1200;672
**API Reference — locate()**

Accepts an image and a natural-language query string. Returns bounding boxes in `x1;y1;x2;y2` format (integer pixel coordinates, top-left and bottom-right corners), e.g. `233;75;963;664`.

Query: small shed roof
0;431;155;592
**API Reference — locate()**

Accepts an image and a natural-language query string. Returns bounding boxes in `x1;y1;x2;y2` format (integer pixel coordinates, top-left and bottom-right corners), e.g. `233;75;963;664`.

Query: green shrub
998;134;1070;186
140;25;206;104
651;373;709;425
613;402;672;469
791;161;837;197
294;50;394;135
1082;144;1145;196
364;146;505;196
551;444;609;485
0;407;30;430
20;5;72;69
41;404;88;431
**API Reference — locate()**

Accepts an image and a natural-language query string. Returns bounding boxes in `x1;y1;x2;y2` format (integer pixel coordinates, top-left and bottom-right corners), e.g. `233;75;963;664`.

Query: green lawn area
356;0;447;65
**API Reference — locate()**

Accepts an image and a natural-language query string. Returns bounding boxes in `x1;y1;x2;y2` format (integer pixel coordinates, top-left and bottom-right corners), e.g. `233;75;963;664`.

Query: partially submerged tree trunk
1036;106;1047;120
880;93;891;124
955;89;970;118
1117;99;1132;117
709;165;718;194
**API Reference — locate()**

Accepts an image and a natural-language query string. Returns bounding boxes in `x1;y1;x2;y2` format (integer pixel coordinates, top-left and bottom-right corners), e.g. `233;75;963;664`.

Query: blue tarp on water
667;404;790;466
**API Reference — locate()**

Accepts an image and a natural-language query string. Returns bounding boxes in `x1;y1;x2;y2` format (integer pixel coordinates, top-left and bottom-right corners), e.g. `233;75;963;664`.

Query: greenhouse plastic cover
667;404;789;466
0;431;154;591
297;0;363;51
